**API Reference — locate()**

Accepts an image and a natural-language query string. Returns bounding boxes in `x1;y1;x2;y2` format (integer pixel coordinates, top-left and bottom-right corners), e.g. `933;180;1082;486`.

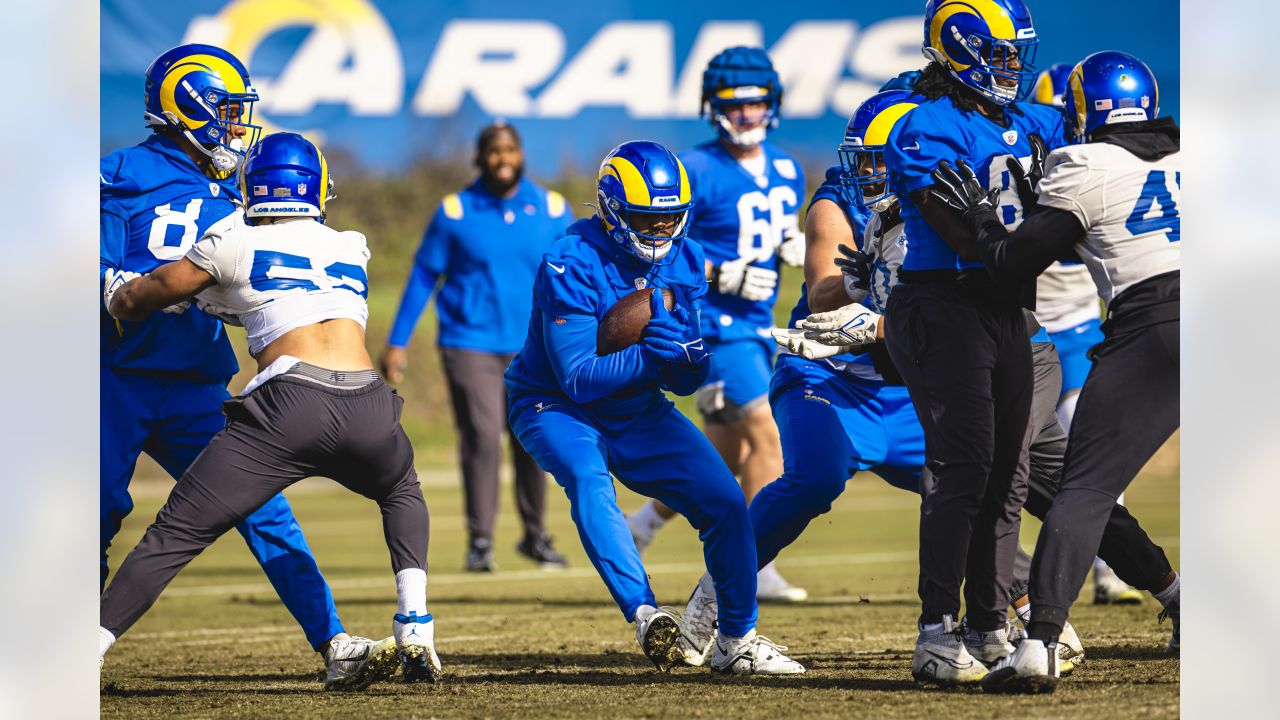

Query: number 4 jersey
101;134;242;382
187;215;370;356
679;141;806;341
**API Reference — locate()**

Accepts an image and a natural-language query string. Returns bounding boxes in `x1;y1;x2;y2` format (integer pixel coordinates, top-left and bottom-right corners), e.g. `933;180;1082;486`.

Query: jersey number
147;199;203;261
1125;170;1180;243
736;187;798;263
249;250;369;298
987;154;1031;229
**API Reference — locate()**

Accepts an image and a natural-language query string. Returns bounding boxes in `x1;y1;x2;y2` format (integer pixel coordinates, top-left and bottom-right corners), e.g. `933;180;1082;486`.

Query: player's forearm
911;187;979;262
544;315;656;404
387;264;439;348
972;206;1085;285
807;275;853;313
109;275;186;321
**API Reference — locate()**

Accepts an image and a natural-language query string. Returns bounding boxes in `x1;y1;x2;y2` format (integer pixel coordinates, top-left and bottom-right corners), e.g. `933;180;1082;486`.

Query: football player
625;47;808;603
876;0;1060;688
100;133;441;685
1030;63;1143;606
929;51;1181;693
99;44;386;689
504;141;803;675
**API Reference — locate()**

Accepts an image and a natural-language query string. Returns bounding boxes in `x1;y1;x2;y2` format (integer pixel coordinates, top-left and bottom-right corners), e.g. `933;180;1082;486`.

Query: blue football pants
511;397;758;637
101;369;343;650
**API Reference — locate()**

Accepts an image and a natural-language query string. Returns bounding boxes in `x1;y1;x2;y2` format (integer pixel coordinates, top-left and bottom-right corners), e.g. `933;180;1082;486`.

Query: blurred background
101;0;1180;471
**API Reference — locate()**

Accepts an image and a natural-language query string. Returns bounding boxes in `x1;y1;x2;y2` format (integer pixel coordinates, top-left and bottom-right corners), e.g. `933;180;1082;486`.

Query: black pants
887;281;1033;632
441;347;547;543
1030;278;1180;634
100;368;430;640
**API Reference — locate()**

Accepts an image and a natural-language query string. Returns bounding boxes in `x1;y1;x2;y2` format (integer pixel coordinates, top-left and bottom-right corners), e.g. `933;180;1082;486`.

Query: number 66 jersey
187;215;370;356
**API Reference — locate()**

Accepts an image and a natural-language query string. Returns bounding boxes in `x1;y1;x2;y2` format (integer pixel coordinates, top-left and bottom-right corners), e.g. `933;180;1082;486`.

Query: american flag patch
1094;99;1113;110
253;185;267;196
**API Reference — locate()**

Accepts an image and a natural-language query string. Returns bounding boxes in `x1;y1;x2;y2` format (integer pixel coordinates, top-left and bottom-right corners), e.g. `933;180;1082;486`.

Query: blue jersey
885;96;1065;272
505;218;708;419
100;134;240;382
387;178;572;354
679;141;806;341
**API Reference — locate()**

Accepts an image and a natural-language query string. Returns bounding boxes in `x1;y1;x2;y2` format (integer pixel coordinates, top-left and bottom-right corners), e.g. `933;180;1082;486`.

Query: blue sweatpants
511;396;758;637
1048;317;1105;395
750;356;924;568
101;368;343;650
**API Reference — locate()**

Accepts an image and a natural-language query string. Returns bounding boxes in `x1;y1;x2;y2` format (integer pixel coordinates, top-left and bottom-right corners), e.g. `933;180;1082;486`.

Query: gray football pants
100;369;430;640
441;347;547;543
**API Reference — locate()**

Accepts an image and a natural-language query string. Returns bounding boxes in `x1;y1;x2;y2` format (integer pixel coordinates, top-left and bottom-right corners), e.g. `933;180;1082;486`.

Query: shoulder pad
441;193;464;220
547;191;567;218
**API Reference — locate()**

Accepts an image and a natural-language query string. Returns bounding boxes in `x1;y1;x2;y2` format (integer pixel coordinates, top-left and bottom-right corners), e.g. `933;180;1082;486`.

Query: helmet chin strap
868;195;897;213
181;129;243;173
629;233;673;262
715;115;768;147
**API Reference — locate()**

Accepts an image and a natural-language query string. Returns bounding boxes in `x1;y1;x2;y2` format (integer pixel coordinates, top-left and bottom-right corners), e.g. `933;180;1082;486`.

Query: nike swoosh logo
547;262;565;273
902;142;921;151
922;649;977;669
686;343;704;352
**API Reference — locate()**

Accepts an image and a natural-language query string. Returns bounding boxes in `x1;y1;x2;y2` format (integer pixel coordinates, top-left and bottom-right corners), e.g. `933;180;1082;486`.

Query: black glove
834;243;872;294
1006;132;1047;215
929;159;1000;221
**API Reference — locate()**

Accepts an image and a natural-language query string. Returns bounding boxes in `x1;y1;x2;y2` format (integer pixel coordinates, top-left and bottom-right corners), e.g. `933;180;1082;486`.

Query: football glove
834;243;872;302
1007;132;1047;215
778;228;806;268
929;159;1000;221
770;327;851;360
796;303;881;347
712;258;778;302
642;292;708;367
103;268;140;317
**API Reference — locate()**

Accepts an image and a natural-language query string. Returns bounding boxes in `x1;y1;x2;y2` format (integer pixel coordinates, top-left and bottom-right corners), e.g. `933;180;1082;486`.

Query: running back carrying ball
596;287;675;354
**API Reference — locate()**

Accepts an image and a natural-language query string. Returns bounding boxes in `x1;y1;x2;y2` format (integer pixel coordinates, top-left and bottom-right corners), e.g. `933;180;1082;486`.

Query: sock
634;604;658;625
99;627;116;658
1015;602;1032;626
633;501;668;533
718;627;755;645
920;621;944;637
1153;572;1180;607
1027;621;1060;645
396;568;428;618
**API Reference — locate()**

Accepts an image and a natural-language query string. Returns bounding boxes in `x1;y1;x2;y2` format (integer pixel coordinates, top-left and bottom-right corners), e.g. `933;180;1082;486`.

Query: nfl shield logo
1003;130;1018;145
1141;95;1151;108
298;183;308;195
209;183;220;197
634;277;648;290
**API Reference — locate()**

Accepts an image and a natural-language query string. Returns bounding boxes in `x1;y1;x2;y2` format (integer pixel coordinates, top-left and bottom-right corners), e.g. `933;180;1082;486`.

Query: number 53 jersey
187;215;370;356
101;134;242;383
679;141;806;341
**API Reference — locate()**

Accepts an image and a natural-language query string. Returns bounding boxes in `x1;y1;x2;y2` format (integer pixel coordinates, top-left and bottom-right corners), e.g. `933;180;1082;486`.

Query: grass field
102;445;1179;719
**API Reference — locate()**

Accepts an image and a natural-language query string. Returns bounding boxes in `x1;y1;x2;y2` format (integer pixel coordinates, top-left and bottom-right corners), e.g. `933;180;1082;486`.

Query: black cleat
466;537;495;572
516;534;569;569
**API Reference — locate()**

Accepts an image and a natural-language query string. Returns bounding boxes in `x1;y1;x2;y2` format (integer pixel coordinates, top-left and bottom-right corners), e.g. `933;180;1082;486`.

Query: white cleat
982;638;1059;694
635;606;684;673
711;629;805;675
961;619;1015;667
756;562;808;603
911;615;988;686
394;612;443;683
323;634;400;691
675;575;718;667
1094;563;1144;605
1056;620;1085;674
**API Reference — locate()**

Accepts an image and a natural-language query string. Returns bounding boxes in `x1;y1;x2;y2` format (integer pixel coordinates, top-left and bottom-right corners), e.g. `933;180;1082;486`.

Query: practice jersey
187;216;370;356
101;134;241;382
1034;262;1102;333
885;96;1065;272
679;141;806;341
1036;142;1181;304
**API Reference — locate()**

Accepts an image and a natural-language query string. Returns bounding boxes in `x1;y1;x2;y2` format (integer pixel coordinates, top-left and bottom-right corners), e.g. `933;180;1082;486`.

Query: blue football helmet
880;70;921;93
1031;62;1074;108
239;133;335;222
596;141;694;264
1063;51;1159;144
700;47;783;147
144;43;262;177
922;0;1039;105
838;90;919;213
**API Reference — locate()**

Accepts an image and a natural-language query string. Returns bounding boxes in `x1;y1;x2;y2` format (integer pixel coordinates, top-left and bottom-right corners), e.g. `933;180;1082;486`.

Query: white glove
196;297;244;326
161;300;190;315
102;268;141;318
778;229;806;267
770;327;852;360
796;303;882;347
715;258;778;301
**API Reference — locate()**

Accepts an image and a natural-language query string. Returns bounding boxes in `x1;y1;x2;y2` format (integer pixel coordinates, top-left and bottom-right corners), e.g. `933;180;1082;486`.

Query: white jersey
186;214;371;355
861;211;907;314
1036;142;1181;304
1034;262;1101;334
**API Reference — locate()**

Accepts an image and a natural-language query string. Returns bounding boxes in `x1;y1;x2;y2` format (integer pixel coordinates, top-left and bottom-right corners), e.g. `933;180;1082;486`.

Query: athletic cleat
1007;618;1026;647
1056;620;1085;674
711;629;805;675
675;575;718;666
1094;564;1144;605
756;562;808;603
636;606;684;673
516;533;568;569
961;619;1014;667
465;537;495;573
911;615;988;686
982;638;1059;694
1158;598;1180;654
323;634;400;691
394;612;443;683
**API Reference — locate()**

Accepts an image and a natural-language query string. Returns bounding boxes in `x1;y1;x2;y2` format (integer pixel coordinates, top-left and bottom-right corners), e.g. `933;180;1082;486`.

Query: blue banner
102;0;1179;174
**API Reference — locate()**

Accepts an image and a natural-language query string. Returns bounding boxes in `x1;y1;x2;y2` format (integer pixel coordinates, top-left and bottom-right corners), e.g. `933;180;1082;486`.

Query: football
596;287;675;355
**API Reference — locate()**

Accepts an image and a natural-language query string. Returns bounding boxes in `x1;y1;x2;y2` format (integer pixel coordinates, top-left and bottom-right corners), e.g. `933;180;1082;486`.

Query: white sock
1153;572;1180;607
634;604;658;625
920;621;944;636
99;627;116;658
718;627;755;645
1015;602;1032;625
396;568;428;618
633;501;668;533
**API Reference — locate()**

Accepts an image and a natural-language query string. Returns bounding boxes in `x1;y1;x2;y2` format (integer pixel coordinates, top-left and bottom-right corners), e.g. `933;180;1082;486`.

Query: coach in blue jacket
382;122;573;571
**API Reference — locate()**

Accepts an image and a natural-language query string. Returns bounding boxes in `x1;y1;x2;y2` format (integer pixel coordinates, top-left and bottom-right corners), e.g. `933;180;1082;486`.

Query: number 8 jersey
187;215;371;356
679;141;806;341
